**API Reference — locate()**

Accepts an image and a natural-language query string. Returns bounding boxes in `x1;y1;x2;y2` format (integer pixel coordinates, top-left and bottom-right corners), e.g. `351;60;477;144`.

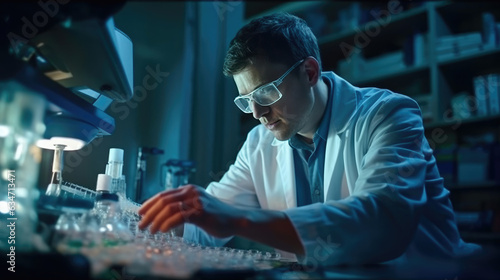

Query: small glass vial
45;144;66;197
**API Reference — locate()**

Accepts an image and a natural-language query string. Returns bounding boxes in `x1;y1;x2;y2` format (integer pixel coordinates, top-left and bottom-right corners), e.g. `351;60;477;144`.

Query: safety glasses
234;59;304;113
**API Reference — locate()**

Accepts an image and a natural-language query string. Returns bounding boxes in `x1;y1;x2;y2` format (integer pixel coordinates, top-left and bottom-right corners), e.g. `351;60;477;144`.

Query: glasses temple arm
274;59;305;86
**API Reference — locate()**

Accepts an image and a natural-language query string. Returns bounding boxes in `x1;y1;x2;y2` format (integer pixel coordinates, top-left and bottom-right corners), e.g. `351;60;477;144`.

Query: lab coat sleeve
205;127;261;208
183;127;261;246
183;223;232;247
207;141;260;208
285;95;428;265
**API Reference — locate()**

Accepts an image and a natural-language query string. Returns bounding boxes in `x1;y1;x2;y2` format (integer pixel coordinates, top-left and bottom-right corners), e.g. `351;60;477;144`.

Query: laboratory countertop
3;245;500;280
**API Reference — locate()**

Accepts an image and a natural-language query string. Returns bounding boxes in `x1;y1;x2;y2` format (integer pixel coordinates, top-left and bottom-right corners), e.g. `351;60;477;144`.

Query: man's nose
251;101;269;119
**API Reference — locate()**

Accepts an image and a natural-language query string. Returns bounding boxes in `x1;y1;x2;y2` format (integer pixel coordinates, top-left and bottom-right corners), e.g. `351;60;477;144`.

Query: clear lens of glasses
233;59;303;113
234;83;282;113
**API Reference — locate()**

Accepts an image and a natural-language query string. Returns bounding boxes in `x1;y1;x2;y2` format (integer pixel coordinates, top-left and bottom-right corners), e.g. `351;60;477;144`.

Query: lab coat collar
273;72;359;207
326;72;358;135
271;72;358;144
323;72;358;197
271;137;284;146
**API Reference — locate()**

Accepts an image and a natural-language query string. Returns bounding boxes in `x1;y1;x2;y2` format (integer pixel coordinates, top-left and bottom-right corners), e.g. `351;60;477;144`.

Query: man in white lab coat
139;13;480;265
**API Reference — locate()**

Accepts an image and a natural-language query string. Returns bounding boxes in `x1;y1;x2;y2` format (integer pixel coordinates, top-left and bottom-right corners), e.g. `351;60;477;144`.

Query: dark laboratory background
3;0;500;249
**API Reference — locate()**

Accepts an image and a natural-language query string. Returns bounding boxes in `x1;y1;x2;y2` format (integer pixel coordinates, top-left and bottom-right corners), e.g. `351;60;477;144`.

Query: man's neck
297;78;329;143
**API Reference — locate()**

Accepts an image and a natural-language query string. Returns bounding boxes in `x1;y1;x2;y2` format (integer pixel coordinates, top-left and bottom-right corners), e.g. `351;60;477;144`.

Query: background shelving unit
244;0;500;245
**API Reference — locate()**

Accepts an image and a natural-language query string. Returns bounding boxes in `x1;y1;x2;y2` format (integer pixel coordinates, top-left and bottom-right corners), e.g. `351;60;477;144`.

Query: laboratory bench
3;206;500;280
3;245;500;280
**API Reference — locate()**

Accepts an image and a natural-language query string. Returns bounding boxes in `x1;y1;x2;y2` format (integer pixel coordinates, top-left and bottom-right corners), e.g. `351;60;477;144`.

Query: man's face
233;58;315;141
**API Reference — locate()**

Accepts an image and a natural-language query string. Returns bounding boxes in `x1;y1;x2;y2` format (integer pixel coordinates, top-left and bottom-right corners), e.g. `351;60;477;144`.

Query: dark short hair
223;12;321;76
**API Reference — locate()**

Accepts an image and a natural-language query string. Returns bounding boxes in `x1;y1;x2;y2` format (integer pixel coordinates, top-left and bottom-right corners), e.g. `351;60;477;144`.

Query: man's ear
303;56;320;86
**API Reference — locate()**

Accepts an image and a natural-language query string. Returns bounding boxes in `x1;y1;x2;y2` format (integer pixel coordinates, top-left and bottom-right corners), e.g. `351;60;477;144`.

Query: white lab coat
184;72;480;265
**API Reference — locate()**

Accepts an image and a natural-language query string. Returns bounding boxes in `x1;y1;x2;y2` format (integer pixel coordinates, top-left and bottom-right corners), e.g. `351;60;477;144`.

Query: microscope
0;1;133;252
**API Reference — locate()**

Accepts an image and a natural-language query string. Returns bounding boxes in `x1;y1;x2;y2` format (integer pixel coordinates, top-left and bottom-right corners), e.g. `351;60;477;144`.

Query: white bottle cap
96;174;112;192
108;148;124;163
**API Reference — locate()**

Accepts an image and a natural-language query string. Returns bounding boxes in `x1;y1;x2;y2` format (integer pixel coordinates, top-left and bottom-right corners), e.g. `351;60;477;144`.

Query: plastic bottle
105;148;126;197
104;148;141;233
92;174;133;246
92;174;113;220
